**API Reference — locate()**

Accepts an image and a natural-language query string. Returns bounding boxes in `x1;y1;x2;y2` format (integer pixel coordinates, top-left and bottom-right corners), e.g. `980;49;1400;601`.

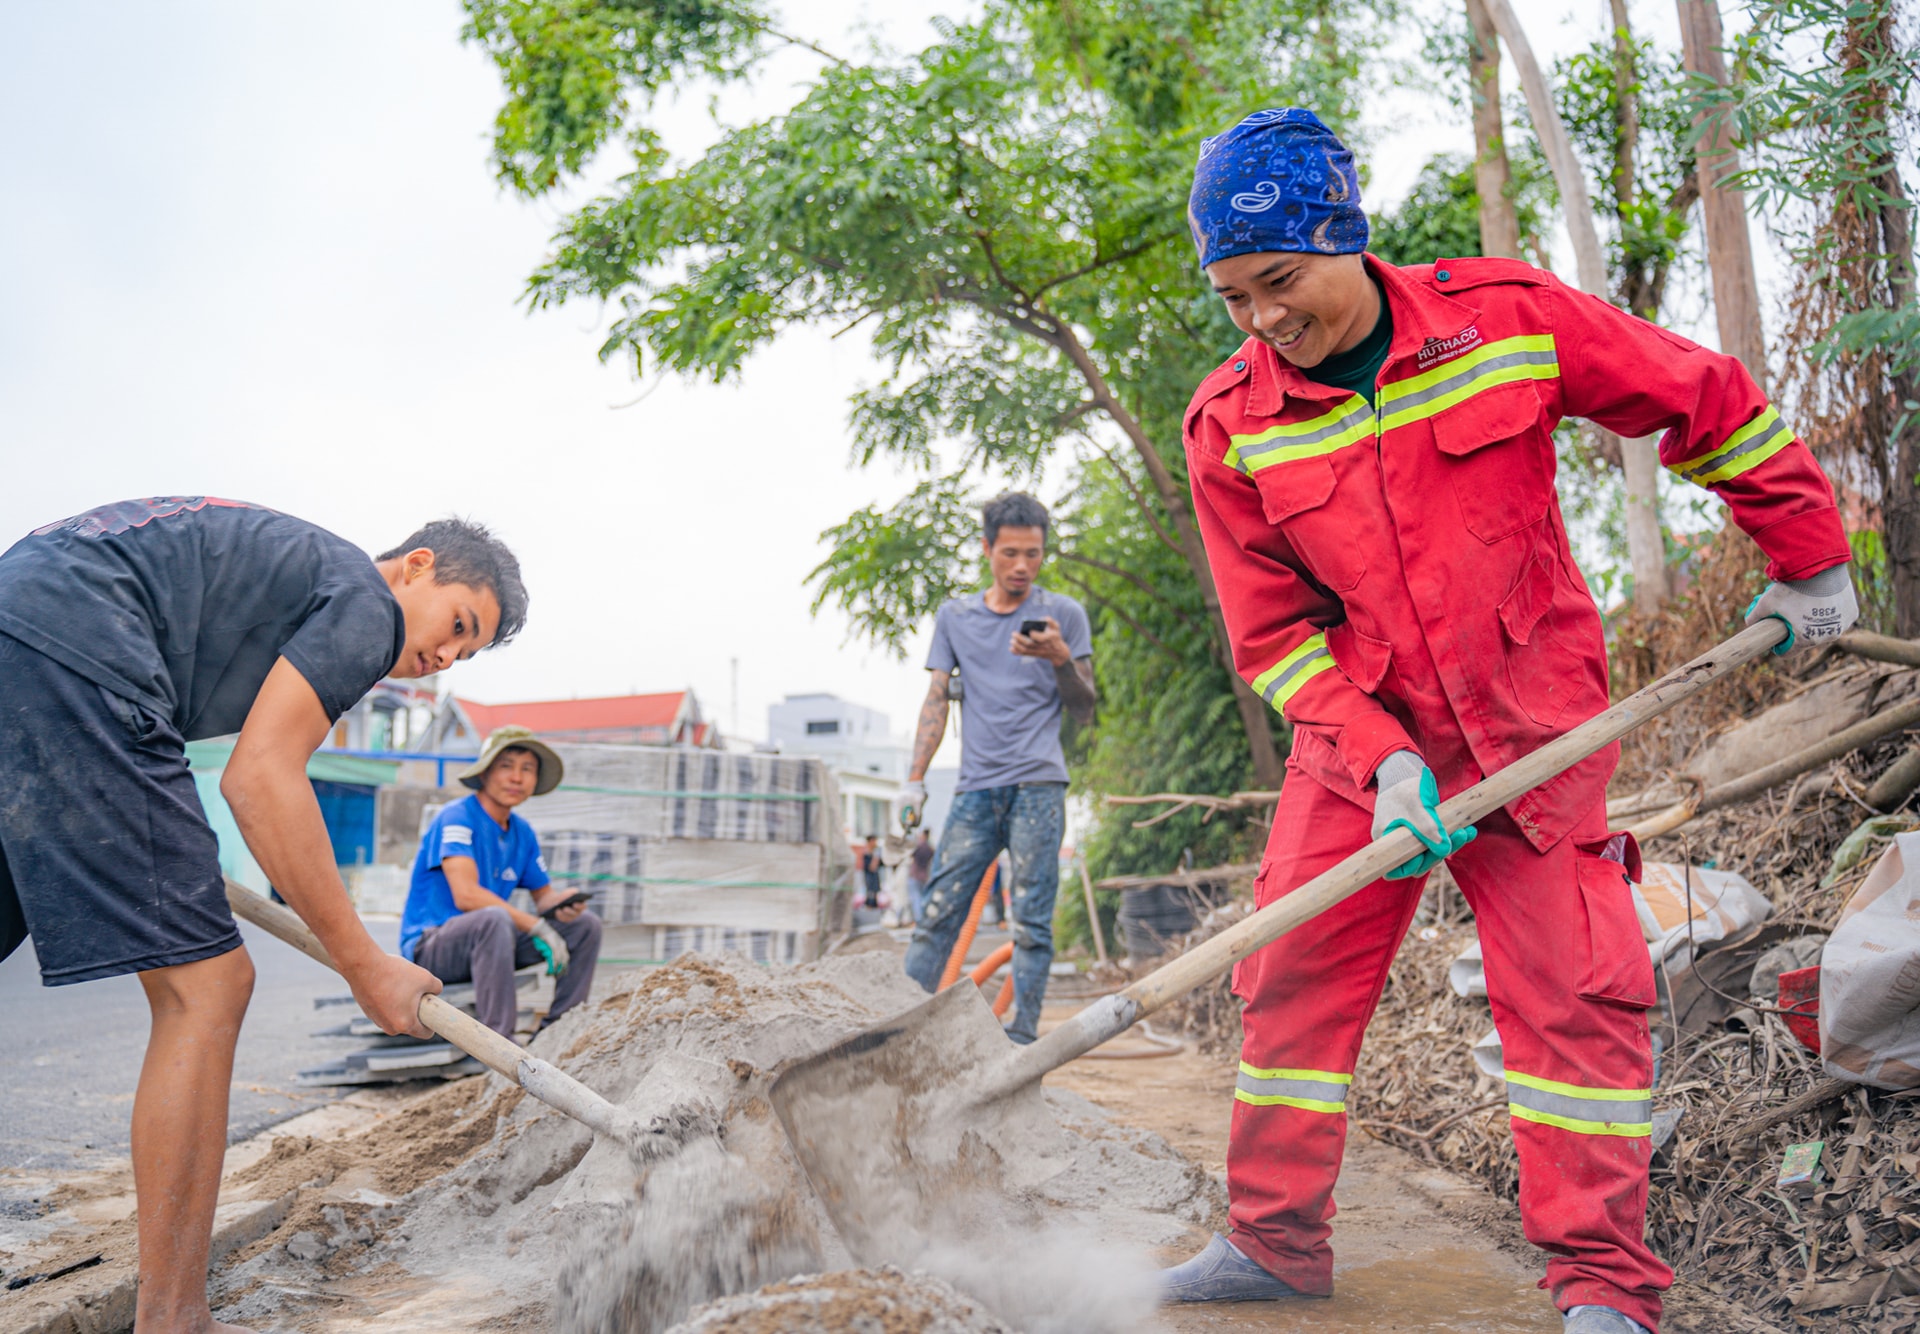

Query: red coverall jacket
1185;255;1851;846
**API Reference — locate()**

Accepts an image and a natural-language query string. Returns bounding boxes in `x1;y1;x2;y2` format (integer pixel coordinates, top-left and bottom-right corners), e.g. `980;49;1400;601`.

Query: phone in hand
539;890;592;919
1019;619;1048;637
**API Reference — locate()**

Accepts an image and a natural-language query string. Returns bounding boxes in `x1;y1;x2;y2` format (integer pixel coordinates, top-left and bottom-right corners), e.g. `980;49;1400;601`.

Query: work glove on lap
1744;563;1857;654
530;920;570;977
1371;750;1476;880
900;780;928;831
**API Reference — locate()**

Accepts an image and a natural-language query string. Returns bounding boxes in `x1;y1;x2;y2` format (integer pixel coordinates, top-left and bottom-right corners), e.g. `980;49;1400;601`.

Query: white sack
1449;940;1487;998
1821;831;1920;1089
1632;862;1773;965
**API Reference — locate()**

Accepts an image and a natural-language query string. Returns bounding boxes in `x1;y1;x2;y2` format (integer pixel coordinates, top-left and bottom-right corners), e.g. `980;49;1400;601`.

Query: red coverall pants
1227;766;1672;1331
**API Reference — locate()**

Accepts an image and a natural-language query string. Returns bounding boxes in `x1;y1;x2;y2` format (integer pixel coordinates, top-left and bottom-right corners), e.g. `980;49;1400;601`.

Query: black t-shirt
1303;277;1393;405
0;498;406;740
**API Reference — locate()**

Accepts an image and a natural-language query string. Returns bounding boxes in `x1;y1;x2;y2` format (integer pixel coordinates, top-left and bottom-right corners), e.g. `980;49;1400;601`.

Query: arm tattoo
1054;657;1098;727
909;673;951;780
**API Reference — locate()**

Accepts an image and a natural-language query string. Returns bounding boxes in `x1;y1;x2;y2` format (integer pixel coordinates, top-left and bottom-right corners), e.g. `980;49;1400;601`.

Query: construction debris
203;952;1215;1333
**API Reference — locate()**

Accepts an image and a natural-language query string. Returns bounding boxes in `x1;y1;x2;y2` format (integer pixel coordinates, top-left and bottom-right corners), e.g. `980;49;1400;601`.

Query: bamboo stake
1078;857;1109;964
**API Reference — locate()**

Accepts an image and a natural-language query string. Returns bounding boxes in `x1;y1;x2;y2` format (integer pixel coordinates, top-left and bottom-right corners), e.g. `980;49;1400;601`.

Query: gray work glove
1745;564;1858;654
900;779;928;831
530;920;570;977
1371;750;1477;880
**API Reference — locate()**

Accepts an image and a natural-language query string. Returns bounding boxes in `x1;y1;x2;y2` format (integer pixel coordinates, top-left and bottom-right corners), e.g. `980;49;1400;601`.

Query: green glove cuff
1744;593;1796;655
530;934;561;976
1385;825;1478;880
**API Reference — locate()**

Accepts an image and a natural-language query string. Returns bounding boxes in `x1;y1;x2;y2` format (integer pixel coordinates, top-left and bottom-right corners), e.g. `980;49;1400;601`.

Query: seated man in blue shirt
399;726;603;1037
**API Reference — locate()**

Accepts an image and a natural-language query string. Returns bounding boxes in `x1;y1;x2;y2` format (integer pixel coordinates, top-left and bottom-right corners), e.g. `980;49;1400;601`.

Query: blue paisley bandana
1188;108;1368;267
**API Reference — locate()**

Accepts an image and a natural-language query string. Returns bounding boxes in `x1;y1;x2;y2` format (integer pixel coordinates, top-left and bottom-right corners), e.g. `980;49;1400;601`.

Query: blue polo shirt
399;794;550;961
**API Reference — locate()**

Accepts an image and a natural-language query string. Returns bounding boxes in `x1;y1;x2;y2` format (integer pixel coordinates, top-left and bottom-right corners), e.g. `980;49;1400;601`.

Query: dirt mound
663;1267;1013;1333
210;951;1216;1332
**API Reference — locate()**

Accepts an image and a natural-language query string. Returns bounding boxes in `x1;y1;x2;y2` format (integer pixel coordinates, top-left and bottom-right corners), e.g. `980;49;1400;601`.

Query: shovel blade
769;981;1055;1261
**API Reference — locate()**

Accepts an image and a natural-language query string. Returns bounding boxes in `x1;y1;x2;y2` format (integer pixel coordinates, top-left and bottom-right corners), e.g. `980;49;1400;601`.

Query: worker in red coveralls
1158;109;1857;1334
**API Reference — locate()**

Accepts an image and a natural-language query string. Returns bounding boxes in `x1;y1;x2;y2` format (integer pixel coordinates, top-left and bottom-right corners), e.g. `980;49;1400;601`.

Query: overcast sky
2;1;1735;746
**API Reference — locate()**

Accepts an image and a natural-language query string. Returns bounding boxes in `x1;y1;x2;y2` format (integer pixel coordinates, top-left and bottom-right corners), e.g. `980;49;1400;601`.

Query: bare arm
222;658;439;1037
908;670;951;782
1010;617;1098;727
1055;657;1098;727
443;855;541;933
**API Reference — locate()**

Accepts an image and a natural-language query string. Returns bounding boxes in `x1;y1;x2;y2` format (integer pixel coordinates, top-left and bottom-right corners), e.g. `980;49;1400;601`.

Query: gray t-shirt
926;586;1092;792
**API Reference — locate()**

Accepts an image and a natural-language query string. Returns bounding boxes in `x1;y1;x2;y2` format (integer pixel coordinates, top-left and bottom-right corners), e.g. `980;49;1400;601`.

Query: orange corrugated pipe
991;972;1015;1017
969;941;1015;987
938;862;1000;990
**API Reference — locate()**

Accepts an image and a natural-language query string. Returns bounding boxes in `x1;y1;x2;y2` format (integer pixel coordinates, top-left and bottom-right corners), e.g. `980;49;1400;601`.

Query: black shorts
0;634;240;984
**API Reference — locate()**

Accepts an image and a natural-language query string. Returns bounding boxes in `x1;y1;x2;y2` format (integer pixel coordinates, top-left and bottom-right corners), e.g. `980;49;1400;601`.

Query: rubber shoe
1564;1305;1652;1334
1161;1233;1301;1303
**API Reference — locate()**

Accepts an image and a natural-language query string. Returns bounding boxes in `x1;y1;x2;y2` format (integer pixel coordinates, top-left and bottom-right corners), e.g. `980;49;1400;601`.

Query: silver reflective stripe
1383;347;1559;416
1256;647;1331;705
1235;1067;1351;1113
1505;1075;1651;1136
1234;401;1374;465
1672;414;1790;484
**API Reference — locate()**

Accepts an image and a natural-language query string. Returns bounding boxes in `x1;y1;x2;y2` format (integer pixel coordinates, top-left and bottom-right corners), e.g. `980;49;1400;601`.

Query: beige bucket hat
458;725;564;797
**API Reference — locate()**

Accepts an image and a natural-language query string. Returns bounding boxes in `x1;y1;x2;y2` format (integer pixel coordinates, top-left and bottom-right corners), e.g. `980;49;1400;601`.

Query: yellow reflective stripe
1670;405;1793;486
1509;1105;1653;1138
1239;1062;1353;1084
1505;1070;1652;1137
1247;634;1334;711
1235;1062;1352;1115
1503;1071;1649;1102
1377;334;1559;433
1234;1091;1350;1114
1225;396;1374;476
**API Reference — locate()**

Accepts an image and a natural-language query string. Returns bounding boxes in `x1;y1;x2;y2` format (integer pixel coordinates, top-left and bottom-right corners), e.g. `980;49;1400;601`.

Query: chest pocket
1250;456;1369;592
1430;382;1554;544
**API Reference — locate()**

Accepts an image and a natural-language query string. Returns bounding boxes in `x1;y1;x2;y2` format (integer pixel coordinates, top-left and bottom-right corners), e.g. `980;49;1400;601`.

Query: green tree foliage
1553;33;1701;319
462;0;1405;917
1367;148;1556;269
1705;0;1918;633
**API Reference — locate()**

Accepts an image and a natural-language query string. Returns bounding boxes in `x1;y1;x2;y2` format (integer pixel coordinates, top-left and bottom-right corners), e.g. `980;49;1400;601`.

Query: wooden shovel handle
223;880;530;1083
1117;619;1789;1019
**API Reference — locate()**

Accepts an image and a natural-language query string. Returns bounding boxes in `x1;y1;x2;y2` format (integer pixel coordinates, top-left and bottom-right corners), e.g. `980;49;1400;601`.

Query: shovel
769;620;1788;1258
224;880;662;1154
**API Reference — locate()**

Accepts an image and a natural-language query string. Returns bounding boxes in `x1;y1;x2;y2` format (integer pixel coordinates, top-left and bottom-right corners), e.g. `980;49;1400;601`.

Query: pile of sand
212;952;1221;1332
663;1267;1011;1333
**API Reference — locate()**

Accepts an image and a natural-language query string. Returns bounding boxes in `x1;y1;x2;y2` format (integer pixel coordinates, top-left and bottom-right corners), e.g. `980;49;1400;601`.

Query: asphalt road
0;918;401;1174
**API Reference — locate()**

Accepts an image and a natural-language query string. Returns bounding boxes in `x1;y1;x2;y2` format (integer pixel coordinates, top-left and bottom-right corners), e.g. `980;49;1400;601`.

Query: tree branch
1030;229;1186;300
1051;570;1184;662
1053;549;1204;634
1076;433;1185;556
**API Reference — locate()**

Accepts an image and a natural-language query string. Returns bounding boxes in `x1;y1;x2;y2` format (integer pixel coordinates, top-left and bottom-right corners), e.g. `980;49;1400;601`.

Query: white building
768;693;907;840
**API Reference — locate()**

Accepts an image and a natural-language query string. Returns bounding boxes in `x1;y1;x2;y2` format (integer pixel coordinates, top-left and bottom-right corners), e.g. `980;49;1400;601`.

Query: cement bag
1821;831;1920;1089
1632;862;1773;966
1449;941;1487;998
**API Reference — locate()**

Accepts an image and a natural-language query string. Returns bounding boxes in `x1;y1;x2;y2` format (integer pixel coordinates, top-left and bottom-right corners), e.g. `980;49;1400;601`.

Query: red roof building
429;689;719;750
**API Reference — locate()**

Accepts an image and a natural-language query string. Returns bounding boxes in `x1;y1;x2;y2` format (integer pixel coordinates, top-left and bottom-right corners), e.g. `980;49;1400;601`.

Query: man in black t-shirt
0;497;528;1334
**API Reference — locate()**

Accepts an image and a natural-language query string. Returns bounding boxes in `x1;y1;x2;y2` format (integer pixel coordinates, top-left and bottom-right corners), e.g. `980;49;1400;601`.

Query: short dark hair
379;518;529;647
983;492;1050;546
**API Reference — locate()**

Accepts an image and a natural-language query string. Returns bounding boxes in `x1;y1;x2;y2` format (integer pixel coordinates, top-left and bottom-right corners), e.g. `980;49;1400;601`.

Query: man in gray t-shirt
899;492;1096;1043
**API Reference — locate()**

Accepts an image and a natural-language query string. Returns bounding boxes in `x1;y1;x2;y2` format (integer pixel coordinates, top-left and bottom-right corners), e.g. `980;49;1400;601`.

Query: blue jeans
902;783;1065;1043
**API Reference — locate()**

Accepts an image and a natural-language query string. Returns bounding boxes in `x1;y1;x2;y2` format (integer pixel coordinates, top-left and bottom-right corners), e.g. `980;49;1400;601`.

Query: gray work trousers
413;904;604;1036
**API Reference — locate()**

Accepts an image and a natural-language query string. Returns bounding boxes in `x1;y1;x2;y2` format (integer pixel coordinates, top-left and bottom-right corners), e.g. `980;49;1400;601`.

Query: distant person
399;726;602;1038
0;498;526;1334
859;834;884;909
899;492;1096;1043
906;830;935;923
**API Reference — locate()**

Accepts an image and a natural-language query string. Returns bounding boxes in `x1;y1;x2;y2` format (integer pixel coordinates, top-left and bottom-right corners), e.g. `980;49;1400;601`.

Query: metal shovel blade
769;981;1059;1262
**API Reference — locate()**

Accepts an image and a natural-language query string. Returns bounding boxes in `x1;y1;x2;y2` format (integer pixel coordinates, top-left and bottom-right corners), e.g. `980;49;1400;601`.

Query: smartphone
1019;619;1048;636
539;891;592;919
